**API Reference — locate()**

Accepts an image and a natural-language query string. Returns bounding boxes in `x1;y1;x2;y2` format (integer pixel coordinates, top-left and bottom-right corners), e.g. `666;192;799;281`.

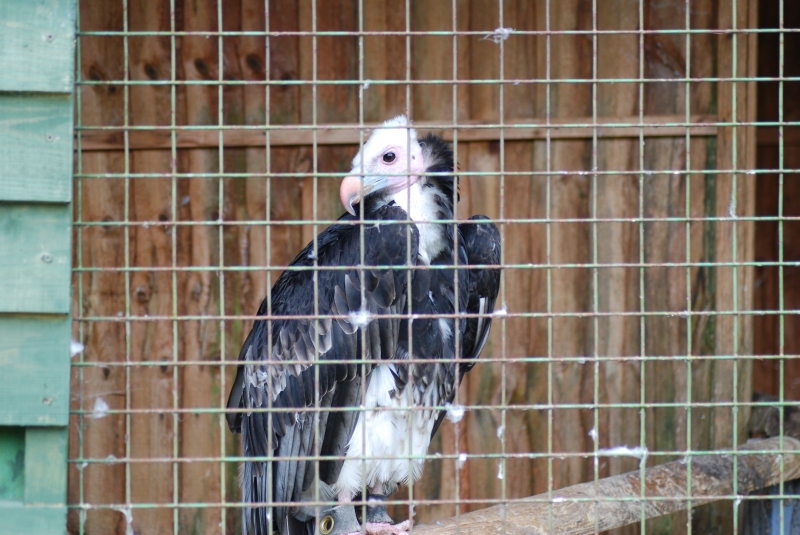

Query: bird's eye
382;152;396;164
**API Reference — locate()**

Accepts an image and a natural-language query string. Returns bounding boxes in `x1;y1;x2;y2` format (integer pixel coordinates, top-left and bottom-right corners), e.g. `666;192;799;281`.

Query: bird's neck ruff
386;183;449;264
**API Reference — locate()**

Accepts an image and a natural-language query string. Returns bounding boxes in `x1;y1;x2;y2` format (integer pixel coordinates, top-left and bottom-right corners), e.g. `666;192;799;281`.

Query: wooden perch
414;436;800;535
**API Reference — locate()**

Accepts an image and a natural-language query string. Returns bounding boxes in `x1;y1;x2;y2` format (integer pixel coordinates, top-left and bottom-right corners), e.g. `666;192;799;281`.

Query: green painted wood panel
0;429;67;535
0;317;70;426
24;428;67;504
0;1;76;534
0;427;25;502
0;506;67;535
0;204;71;314
0;0;76;93
0;94;73;203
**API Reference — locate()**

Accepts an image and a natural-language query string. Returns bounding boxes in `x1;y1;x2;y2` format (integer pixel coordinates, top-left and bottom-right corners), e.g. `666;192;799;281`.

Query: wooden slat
0;94;73;203
0;204;71;314
0;506;67;535
0;0;76;93
713;0;757;447
363;1;407;122
636;2;738;532
458;0;537;517
24;428;67;504
0;427;25;501
0;317;70;426
0;429;68;535
526;0;595;510
296;0;361;241
173;2;226;532
66;2;125;533
75;114;717;151
590;3;641;515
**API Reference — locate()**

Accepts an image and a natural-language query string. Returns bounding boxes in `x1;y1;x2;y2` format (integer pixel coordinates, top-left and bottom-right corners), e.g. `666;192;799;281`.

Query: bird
226;115;501;535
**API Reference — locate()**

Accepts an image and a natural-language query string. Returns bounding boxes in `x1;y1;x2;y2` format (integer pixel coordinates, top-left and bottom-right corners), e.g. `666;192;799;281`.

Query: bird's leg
364;485;411;535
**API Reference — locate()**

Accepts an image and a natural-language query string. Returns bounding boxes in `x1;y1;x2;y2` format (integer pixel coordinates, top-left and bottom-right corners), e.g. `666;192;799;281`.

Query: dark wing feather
430;215;501;438
459;216;501;364
227;204;419;534
392;235;468;414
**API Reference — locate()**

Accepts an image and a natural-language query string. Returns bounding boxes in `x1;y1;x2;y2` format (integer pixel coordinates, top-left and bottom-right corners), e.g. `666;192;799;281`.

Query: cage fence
66;0;799;534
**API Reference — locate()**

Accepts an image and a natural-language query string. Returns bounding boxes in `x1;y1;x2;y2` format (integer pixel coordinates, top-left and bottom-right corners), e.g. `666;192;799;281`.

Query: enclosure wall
70;1;760;534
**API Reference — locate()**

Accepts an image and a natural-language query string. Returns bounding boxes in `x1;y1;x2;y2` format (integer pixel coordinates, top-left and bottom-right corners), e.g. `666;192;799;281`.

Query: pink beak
339;175;363;216
339;170;425;216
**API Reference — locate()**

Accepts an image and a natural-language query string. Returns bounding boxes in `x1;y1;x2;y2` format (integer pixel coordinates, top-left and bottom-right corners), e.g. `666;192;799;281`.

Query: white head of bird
339;115;425;216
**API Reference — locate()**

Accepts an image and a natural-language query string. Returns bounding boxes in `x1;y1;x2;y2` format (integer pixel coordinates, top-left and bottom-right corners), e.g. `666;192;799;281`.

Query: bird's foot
364;519;411;535
354;493;412;535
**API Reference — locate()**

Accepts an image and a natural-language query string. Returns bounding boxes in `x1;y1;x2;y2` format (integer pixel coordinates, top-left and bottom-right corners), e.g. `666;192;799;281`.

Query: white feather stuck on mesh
597;445;648;461
90;397;109;419
483;27;513;43
70;339;84;358
445;403;465;423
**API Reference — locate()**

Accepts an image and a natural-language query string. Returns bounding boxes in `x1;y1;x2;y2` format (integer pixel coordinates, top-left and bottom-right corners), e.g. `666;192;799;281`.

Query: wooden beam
413;437;800;535
75;114;717;151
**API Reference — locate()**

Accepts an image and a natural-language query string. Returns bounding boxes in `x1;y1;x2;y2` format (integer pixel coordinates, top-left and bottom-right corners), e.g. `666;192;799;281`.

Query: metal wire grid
66;1;790;534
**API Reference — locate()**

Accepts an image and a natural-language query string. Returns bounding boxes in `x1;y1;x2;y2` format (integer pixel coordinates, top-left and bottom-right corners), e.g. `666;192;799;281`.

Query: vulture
226;115;501;535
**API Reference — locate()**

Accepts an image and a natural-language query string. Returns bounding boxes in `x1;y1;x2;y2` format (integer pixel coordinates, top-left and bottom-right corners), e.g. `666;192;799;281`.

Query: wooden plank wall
69;1;758;534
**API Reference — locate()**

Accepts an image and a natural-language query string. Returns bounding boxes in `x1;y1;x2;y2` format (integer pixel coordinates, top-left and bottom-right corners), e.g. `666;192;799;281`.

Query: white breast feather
389;182;447;264
334;364;436;498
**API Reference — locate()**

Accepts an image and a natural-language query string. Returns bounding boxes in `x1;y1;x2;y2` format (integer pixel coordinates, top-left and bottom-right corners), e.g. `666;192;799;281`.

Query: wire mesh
67;1;798;534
